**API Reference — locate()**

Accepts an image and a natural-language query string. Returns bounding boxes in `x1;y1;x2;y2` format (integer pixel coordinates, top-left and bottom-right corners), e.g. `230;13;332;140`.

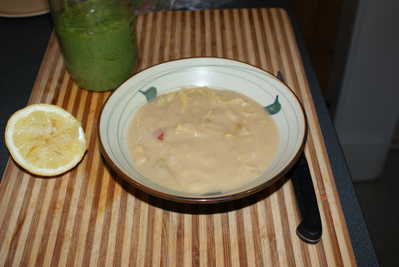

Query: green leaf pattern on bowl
265;95;281;115
139;86;157;102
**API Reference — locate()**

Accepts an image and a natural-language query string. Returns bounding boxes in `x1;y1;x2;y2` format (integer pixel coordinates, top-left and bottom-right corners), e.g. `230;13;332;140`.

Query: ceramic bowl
99;58;306;203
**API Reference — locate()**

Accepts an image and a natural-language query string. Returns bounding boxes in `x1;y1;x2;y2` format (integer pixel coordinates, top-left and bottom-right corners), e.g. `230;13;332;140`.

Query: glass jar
49;0;137;92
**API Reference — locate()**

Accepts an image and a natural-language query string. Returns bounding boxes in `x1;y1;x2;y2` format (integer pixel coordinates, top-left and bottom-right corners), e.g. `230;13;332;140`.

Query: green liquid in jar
54;2;137;91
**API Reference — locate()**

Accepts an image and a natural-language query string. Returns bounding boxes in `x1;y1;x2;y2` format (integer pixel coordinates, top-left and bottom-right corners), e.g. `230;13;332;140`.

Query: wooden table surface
0;8;357;266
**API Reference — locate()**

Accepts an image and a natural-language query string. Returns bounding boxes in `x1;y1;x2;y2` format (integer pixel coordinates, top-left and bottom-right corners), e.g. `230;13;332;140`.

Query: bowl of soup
99;58;306;203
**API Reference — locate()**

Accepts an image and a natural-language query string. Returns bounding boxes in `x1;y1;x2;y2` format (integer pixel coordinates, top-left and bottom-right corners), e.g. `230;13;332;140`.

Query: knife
276;71;322;244
290;155;322;244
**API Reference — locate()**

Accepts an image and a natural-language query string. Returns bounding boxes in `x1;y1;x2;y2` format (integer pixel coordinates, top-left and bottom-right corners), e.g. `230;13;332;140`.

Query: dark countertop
0;8;378;267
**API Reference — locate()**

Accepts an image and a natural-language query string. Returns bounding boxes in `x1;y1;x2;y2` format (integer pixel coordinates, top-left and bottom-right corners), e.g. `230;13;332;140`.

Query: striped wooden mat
0;8;356;266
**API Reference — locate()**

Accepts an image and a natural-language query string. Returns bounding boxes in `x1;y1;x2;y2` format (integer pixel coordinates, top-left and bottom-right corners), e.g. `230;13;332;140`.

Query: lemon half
5;104;87;176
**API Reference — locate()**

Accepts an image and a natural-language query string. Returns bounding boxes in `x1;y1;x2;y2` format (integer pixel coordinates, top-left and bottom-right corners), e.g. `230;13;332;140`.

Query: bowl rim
98;57;308;204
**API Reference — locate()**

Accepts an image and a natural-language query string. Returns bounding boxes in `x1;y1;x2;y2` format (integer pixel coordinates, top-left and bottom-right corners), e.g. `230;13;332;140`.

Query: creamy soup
127;87;279;194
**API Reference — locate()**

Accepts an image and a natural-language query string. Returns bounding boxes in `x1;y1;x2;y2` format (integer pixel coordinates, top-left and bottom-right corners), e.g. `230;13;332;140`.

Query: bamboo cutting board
0;8;357;267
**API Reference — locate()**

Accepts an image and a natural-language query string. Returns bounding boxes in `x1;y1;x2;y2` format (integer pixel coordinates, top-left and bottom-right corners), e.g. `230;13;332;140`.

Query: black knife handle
291;156;322;244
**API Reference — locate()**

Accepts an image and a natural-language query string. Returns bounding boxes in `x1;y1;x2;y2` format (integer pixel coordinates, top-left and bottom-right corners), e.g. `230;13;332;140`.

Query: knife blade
276;71;322;244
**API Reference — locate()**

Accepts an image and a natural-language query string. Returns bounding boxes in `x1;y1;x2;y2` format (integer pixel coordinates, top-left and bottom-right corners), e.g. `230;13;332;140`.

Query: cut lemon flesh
5;104;87;176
